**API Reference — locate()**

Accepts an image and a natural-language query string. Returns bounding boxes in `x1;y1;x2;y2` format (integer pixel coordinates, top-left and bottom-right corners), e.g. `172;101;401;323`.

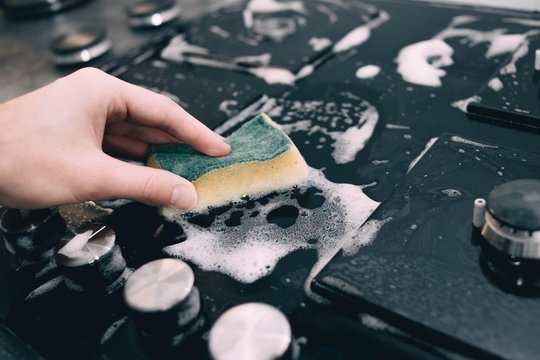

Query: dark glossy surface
314;134;540;360
1;1;540;360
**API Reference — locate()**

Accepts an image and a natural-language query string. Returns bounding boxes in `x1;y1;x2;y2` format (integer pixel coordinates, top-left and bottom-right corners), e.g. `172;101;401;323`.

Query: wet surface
1;1;540;359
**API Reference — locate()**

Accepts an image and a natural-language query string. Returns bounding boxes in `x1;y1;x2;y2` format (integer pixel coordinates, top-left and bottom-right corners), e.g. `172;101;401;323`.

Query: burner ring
126;0;180;28
50;28;112;66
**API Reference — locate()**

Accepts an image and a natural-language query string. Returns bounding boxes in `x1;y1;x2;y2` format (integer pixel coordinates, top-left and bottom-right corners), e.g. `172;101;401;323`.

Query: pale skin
0;68;231;211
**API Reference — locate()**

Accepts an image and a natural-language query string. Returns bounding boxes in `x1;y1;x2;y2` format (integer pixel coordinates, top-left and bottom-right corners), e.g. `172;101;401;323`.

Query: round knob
55;223;126;294
0;208;65;260
124;258;202;348
208;303;293;360
50;27;112;66
2;0;90;19
126;0;180;28
482;179;540;259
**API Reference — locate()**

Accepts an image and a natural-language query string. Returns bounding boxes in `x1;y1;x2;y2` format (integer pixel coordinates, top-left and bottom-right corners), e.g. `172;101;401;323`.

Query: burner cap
124;258;195;313
487;179;540;232
3;0;91;19
126;0;180;28
209;303;292;360
50;27;112;66
55;223;115;267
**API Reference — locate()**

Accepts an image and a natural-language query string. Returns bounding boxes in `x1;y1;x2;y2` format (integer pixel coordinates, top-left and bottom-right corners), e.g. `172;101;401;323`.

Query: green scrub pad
148;113;309;214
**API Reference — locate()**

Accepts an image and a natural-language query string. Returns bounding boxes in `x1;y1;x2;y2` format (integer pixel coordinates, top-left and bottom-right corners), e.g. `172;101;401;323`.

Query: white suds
360;314;392;332
396;39;454;87
101;317;130;345
308;37;332;52
209;25;231;39
385;124;410;130
219;100;239;118
330;103;379;164
214;96;274;135
164;168;379;301
25;276;63;301
488;77;503;91
407;137;439;173
342;217;393;256
276;99;380;165
57;230;93;256
332;11;390;54
248;67;297;85
450;135;498;148
333;26;371;53
451;95;482;113
355;65;381;79
485;33;527;58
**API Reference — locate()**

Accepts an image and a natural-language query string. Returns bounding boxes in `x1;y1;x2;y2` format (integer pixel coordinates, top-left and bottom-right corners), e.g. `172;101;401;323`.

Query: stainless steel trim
481;211;540;259
53;38;112;65
128;5;180;27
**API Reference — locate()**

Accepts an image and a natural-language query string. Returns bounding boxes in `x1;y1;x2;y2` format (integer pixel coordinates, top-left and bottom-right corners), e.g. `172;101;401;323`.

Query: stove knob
481;179;540;259
0;208;66;263
2;0;91;19
124;258;204;348
208;303;296;360
126;0;180;28
50;27;112;66
54;223;127;295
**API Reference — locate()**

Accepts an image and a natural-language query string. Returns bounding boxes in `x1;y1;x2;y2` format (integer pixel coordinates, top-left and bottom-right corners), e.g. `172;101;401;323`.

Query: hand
0;68;230;211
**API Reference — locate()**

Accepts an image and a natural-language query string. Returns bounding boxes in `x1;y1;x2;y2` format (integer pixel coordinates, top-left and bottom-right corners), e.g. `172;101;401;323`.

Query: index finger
107;75;230;157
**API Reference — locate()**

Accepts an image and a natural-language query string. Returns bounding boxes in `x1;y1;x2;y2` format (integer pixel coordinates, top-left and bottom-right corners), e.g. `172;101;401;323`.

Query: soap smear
355;65;381;79
396;39;454;87
164;167;379;294
488;77;503;92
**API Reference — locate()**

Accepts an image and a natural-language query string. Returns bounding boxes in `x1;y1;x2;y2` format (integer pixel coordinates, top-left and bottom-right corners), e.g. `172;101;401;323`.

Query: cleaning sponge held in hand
148;113;309;215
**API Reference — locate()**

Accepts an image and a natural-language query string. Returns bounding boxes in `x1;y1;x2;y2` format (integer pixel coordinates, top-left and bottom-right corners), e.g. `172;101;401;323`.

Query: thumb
94;156;197;211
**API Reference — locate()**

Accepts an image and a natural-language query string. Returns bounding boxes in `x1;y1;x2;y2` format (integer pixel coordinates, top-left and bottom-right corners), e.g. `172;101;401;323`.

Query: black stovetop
1;1;539;359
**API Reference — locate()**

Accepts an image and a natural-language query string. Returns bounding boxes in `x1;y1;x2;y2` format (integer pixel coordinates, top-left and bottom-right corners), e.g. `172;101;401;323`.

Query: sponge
148;113;309;215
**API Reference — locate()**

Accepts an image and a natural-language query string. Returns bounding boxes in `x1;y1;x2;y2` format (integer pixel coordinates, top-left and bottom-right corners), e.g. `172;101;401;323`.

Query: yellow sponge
148;113;309;215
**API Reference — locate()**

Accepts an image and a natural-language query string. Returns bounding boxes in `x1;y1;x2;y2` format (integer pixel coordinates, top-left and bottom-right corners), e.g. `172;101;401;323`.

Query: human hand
0;68;230;211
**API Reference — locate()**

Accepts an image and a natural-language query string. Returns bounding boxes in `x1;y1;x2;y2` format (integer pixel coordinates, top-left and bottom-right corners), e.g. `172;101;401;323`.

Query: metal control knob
482;179;540;259
473;179;540;292
126;0;180;28
55;223;127;295
2;0;91;19
124;258;203;348
0;208;66;264
50;27;112;66
208;303;296;360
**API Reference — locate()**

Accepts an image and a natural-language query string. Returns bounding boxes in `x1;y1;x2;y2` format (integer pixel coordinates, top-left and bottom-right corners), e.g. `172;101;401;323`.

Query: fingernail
170;184;197;210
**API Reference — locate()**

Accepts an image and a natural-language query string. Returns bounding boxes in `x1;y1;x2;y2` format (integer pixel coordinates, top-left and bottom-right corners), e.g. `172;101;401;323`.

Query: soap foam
396;39;454;87
488;77;503;91
396;15;538;87
407;137;439;173
308;37;332;52
164;167;379;298
57;230;93;257
355;65;381;79
341;217;393;256
451;95;482;113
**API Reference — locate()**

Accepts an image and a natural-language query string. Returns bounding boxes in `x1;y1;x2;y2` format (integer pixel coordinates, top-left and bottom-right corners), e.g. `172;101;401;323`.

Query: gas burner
0;208;66;270
2;0;91;19
50;27;112;66
126;0;179;28
473;179;540;293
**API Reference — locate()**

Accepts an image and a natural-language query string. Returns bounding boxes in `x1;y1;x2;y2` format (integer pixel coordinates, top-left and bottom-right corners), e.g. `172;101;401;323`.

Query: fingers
103;135;149;160
93;155;198;211
103;72;230;157
105;122;180;144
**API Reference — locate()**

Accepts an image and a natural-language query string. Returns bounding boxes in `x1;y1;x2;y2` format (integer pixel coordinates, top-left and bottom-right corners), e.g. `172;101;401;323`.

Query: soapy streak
161;11;389;85
164;167;379;302
397;15;538;87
